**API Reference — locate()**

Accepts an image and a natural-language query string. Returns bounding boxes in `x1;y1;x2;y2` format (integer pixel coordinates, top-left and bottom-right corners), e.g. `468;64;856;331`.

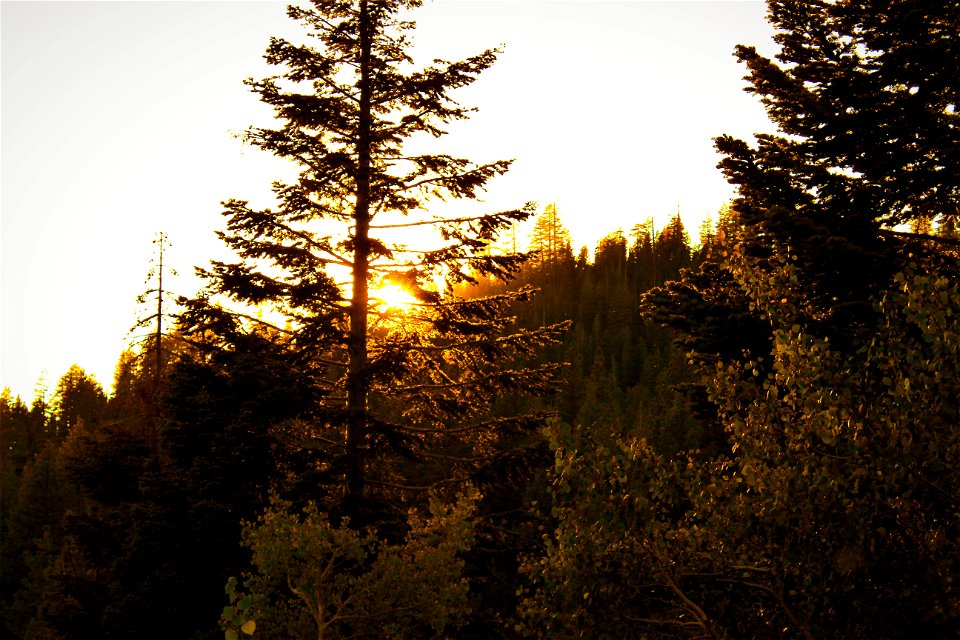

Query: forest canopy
2;1;958;639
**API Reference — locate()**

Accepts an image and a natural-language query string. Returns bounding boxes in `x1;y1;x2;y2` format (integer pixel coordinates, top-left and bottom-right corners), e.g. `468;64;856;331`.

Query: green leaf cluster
228;487;479;639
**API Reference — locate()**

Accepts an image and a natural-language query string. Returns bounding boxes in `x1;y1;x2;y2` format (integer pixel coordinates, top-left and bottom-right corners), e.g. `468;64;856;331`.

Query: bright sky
1;0;776;401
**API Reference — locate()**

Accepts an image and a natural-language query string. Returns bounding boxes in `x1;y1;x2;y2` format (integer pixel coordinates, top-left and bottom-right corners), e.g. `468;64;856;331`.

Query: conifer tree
646;0;959;372
527;203;572;270
718;0;958;340
50;365;106;443
181;0;565;516
130;232;179;392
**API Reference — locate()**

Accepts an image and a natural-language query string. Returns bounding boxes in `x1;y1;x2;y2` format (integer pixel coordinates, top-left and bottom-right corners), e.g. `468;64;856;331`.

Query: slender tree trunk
150;231;167;458
155;234;164;388
346;0;373;511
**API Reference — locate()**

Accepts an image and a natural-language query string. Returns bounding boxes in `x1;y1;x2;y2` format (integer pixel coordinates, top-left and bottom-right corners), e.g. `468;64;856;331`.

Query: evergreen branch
220;309;293;335
291;295;351;314
368;212;524;229
285;7;340;36
302;64;360;104
293;165;358;203
227;235;351;269
285;226;354;266
368;255;477;268
198;307;345;368
222;201;351;265
392;160;510;196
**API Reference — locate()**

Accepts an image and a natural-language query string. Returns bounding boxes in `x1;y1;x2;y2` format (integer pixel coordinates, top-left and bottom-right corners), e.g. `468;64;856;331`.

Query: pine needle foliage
180;0;567;516
646;0;960;375
711;0;960;336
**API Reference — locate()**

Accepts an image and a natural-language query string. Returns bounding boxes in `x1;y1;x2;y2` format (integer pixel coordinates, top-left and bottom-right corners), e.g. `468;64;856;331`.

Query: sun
372;283;418;313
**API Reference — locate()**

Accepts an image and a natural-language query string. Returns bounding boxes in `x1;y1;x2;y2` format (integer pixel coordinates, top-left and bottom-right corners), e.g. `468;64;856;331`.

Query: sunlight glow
372;284;418;314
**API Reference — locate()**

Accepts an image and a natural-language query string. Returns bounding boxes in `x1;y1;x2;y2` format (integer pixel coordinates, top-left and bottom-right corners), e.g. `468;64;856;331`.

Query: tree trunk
346;0;373;512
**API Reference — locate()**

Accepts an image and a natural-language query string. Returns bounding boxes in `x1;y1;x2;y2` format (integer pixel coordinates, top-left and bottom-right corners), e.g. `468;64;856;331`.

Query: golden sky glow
1;1;777;400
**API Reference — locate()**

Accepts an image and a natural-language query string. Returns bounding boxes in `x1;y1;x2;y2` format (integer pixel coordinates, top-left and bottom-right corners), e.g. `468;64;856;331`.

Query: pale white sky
1;0;776;400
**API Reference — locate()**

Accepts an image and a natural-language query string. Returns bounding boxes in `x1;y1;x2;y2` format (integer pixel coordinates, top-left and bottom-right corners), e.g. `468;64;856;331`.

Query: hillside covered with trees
2;1;958;638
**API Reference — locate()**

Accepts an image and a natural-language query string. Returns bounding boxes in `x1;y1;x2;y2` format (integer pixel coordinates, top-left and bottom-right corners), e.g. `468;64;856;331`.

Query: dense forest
2;1;958;638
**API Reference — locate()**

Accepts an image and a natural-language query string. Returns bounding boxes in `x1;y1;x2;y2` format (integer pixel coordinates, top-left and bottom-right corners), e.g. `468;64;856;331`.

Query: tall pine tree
181;0;566;518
